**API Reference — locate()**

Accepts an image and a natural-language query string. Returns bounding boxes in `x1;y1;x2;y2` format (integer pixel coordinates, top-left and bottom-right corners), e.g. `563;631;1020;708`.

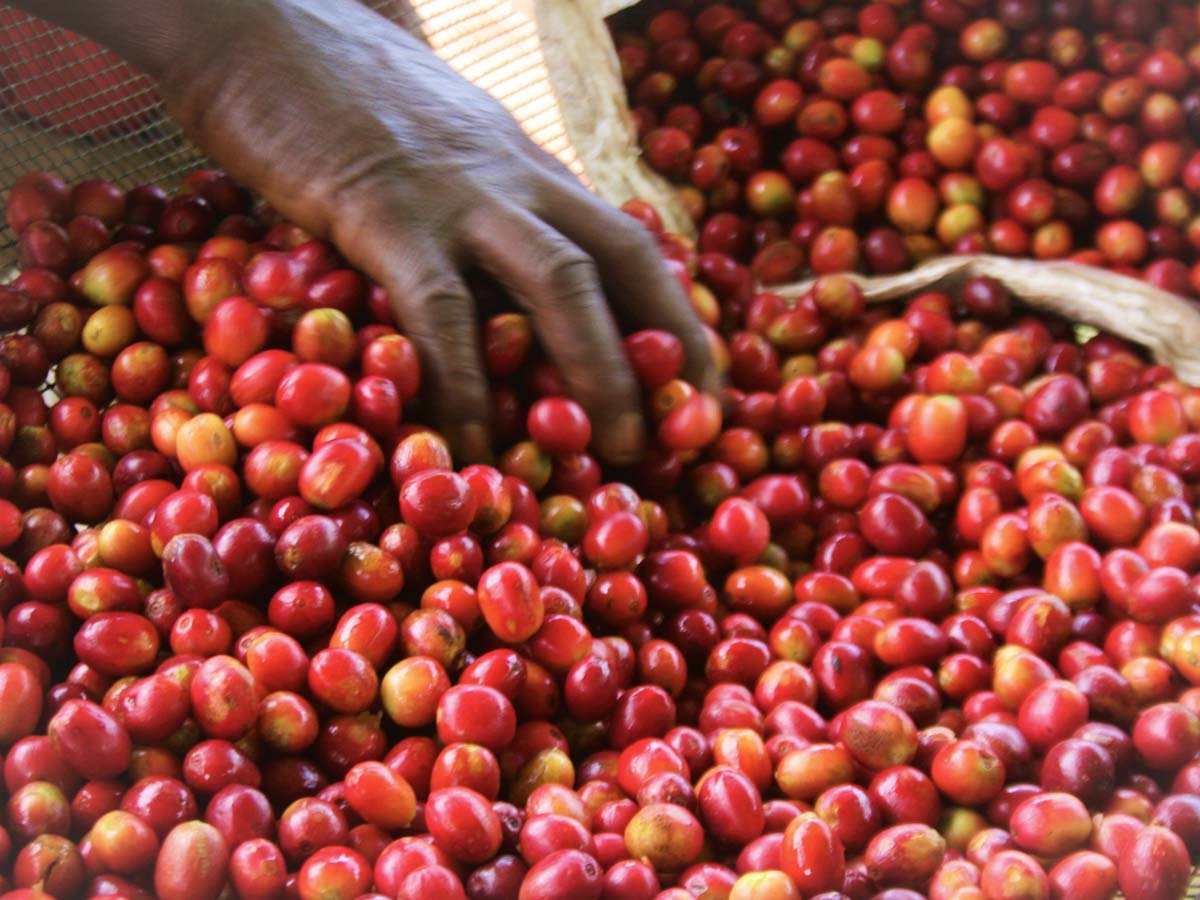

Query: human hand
152;0;717;462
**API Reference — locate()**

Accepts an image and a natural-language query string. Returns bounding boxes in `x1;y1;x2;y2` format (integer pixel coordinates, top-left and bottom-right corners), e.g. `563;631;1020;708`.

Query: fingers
331;208;493;463
463;205;646;465
538;177;722;396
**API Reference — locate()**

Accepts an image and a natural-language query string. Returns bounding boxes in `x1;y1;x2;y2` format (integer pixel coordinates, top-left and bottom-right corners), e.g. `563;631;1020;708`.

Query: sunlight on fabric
410;0;588;184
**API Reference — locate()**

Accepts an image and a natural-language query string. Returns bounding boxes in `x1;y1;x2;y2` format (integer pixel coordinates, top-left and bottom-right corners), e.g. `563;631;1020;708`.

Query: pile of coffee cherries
2;163;1200;900
612;0;1200;297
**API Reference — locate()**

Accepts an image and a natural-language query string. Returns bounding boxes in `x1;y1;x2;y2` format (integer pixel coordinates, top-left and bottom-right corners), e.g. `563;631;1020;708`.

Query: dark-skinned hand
14;0;719;462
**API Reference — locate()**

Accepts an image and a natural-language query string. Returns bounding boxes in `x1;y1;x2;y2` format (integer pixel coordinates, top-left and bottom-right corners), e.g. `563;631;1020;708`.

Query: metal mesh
0;1;404;268
0;0;593;274
0;11;187;266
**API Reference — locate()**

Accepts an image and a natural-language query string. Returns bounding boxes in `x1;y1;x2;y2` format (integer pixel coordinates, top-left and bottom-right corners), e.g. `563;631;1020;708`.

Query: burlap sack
406;0;1200;381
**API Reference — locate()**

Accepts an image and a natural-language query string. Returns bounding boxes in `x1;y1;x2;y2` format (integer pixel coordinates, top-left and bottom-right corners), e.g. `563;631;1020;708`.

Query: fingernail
601;412;645;465
458;422;493;465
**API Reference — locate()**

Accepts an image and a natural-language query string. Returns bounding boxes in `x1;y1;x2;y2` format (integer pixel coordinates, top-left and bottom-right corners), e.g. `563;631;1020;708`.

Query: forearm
5;0;428;80
6;0;193;78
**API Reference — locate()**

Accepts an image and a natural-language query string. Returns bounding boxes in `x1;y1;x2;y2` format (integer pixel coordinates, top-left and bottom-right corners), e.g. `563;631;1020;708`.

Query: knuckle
410;271;470;315
425;343;489;418
392;275;486;400
390;278;460;344
536;242;601;307
327;169;408;232
570;347;639;408
608;217;662;265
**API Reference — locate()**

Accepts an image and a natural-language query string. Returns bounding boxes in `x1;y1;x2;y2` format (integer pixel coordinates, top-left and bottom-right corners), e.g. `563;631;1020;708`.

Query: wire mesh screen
0;8;194;268
0;0;452;271
0;11;192;176
0;0;591;272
